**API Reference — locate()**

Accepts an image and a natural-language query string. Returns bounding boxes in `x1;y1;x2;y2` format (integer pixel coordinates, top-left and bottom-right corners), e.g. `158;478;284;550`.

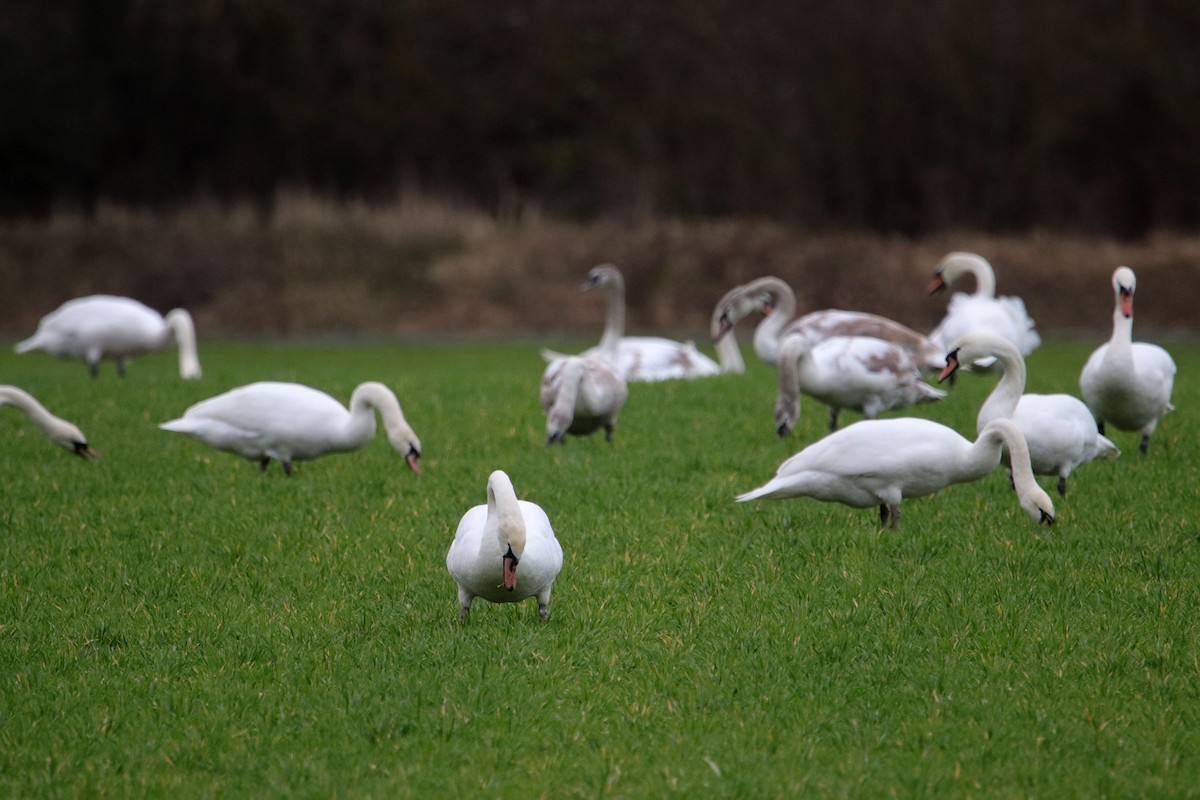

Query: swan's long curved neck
1108;306;1134;349
165;309;202;379
967;261;996;298
964;419;1035;486
752;278;797;364
342;382;395;450
977;344;1026;427
598;279;625;360
0;386;59;437
483;472;526;557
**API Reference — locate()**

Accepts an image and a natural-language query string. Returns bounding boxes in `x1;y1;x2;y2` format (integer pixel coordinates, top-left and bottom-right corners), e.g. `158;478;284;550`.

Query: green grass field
2;337;1198;797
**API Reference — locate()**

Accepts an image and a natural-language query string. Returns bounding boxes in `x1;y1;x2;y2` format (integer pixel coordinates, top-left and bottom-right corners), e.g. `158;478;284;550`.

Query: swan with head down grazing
711;276;945;373
16;295;202;379
446;470;563;621
774;333;945;436
736;417;1055;529
941;333;1119;497
540;352;628;445
1079;267;1176;455
1;385;98;458
926;253;1040;369
572;264;721;382
159;381;421;475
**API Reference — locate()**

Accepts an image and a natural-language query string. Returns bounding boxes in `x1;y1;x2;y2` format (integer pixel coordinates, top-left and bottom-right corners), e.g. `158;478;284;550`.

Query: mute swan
1;385;98;458
576;264;721;382
927;253;1040;369
446;470;563;621
1079;267;1176;455
775;333;945;436
711;276;945;372
540;354;628;445
941;333;1119;497
736;417;1055;528
16;295;202;379
159;381;421;475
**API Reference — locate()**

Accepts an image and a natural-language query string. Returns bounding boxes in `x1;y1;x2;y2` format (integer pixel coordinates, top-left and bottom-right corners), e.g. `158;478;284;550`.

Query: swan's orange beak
74;442;99;459
926;273;947;295
405;448;421;473
715;314;733;341
503;547;519;591
1119;287;1133;318
937;349;961;384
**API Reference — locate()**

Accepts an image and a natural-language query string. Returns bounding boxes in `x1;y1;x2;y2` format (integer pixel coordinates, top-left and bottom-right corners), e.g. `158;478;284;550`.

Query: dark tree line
3;0;1199;235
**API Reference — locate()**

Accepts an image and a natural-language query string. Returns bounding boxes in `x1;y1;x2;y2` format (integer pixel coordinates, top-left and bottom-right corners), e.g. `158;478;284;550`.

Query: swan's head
939;333;1017;382
581;263;623;293
51;421;99;459
486;470;526;590
387;425;421;473
711;288;766;341
1112;266;1136;319
927;252;989;295
1021;484;1056;527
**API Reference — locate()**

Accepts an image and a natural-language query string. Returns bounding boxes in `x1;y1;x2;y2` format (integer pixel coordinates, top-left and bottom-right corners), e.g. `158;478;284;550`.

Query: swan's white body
711;276;945;373
927;253;1040;369
577;264;720;382
774;333;945;436
1;385;98;458
16;295;202;379
160;381;421;474
736;417;1055;528
942;333;1119;496
1079;267;1176;455
540;354;628;445
446;470;563;620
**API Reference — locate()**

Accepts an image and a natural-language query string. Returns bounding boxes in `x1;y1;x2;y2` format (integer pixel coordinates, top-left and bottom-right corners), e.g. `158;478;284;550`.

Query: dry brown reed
2;192;1196;339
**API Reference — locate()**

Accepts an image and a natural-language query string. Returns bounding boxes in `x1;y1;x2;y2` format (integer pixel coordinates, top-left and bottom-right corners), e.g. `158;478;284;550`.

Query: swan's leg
605;423;615;442
88;359;100;379
458;588;474;620
537;587;553;622
117;358;129;378
259;457;271;472
828;407;840;432
888;504;901;528
1057;474;1068;498
1139;434;1151;456
282;461;294;476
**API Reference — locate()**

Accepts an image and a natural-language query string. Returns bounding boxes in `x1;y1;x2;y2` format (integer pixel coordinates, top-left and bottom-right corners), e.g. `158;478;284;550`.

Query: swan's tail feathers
916;383;948;403
541;348;568;363
544;358;585;445
159;418;198;435
14;334;42;354
1092;434;1121;460
735;478;789;503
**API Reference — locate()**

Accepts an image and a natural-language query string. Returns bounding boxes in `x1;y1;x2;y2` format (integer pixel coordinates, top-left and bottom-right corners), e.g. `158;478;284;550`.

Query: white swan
774;333;945;436
711;276;945;372
540;354;628;445
736;417;1055;528
1079;267;1176;455
446;470;563;621
16;295;202;379
927;253;1040;369
1;385;98;458
941;333;1119;496
576;264;721;382
159;381;421;475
